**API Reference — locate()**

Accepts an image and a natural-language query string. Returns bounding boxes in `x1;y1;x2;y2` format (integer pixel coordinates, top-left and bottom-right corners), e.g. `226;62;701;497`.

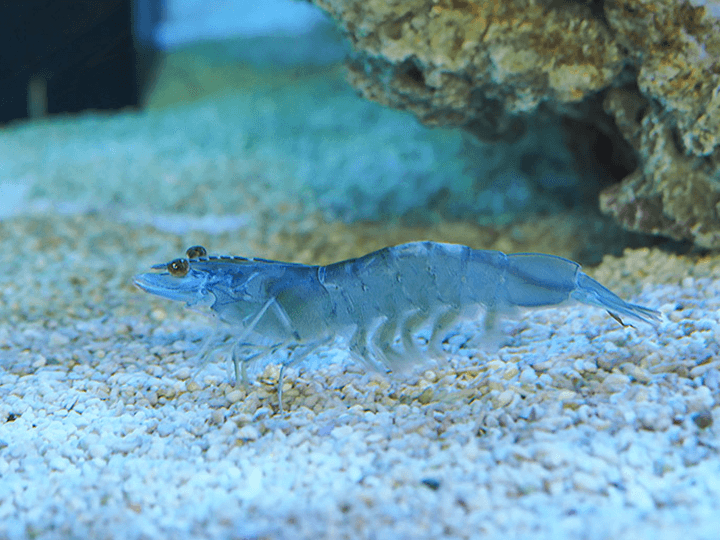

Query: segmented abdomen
313;242;509;368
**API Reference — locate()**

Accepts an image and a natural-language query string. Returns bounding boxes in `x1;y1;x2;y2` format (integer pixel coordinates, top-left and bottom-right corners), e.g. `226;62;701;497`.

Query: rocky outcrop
310;0;720;247
599;1;720;248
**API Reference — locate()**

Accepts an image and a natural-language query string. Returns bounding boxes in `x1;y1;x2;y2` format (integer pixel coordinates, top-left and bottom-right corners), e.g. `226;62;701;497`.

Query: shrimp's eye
168;258;189;277
186;245;207;259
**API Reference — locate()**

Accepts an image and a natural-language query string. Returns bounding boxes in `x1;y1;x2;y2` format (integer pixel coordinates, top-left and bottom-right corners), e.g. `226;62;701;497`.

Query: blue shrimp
134;242;661;410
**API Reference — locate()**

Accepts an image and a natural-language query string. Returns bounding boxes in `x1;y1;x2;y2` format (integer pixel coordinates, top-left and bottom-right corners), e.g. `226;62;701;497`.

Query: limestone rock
600;1;720;248
601;88;720;248
309;0;720;247
312;0;624;140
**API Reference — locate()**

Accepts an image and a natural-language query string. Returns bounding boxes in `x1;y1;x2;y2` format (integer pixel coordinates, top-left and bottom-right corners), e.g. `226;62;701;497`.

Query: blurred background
154;0;327;47
0;0;667;264
0;0;340;123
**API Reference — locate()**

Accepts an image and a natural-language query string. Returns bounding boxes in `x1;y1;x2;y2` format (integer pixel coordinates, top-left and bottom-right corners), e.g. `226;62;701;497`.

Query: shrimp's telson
134;242;661;409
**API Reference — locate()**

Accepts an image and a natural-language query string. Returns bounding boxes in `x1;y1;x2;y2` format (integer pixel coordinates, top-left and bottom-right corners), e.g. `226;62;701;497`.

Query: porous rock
310;0;720;247
600;0;720;248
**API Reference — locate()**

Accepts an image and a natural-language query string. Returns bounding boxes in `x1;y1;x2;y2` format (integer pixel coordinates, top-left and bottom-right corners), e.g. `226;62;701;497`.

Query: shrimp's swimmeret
134;242;661;410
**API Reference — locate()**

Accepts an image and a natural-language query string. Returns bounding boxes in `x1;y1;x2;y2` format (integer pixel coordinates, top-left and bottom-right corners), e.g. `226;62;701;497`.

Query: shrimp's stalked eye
168;258;189;277
186;245;207;259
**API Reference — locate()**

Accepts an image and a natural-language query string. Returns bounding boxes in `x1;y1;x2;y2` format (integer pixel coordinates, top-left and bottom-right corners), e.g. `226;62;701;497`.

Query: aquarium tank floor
0;38;717;540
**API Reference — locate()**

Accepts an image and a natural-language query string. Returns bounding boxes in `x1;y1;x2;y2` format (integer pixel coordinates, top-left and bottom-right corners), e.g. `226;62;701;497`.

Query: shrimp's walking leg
190;332;231;380
223;295;303;411
231;341;286;389
251;298;335;412
229;297;279;388
276;336;334;412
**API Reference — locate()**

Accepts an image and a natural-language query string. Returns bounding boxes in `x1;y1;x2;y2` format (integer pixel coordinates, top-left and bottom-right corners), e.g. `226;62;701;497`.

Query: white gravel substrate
0;44;717;539
0;213;718;540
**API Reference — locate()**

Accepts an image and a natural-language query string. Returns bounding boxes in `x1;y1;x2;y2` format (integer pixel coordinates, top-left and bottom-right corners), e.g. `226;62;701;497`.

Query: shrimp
134;242;661;410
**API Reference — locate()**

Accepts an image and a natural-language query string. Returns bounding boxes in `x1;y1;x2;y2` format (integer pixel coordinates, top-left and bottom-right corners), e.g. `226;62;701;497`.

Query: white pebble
494;390;514;408
601;373;630;393
225;390;244;404
48;332;70;347
519;368;537;383
237;425;261;441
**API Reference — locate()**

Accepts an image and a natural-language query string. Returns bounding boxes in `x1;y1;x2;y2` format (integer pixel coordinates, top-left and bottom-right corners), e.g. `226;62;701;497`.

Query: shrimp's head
133;246;281;321
133;255;215;307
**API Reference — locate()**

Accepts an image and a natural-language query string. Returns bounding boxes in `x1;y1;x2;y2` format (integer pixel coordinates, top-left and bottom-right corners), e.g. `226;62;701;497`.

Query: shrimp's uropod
134;242;661;410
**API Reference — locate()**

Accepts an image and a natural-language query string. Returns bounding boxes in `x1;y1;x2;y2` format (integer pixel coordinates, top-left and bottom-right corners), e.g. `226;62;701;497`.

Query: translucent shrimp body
134;242;660;406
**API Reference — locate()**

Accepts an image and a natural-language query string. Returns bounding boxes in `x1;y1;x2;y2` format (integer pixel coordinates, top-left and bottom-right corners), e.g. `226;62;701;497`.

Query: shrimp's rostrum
134;242;661;406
